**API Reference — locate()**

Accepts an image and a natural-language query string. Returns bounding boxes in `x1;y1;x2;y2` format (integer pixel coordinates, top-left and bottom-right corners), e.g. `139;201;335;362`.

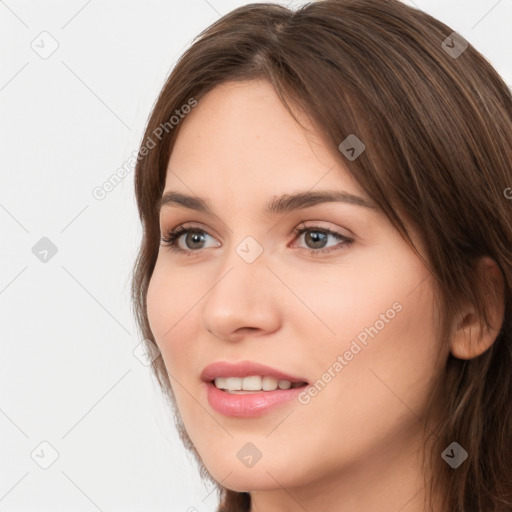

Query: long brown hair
131;1;512;510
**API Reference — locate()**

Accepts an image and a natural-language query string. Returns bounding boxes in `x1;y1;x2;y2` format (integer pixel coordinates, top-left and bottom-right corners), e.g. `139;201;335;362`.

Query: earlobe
449;257;505;360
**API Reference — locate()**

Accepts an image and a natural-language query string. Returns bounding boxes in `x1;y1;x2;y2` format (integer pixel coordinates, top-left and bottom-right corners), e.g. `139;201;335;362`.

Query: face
146;79;448;494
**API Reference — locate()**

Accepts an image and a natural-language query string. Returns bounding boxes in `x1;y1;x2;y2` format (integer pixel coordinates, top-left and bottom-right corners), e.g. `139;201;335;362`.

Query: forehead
163;79;366;208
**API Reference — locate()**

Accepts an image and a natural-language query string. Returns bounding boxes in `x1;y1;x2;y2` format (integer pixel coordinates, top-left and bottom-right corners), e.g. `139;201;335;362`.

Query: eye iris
186;231;205;249
305;230;327;249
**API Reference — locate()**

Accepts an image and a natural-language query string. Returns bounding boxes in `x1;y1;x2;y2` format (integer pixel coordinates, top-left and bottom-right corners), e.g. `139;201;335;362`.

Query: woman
131;1;512;510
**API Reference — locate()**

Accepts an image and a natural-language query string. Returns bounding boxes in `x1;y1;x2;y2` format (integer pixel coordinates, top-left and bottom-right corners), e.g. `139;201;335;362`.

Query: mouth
201;361;310;417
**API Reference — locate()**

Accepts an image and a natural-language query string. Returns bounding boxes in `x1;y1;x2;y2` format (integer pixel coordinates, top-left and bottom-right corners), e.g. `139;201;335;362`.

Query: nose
200;241;281;343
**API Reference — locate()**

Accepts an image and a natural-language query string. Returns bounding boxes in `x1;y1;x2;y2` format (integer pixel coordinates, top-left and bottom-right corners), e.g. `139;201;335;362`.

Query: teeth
262;376;278;391
213;375;302;392
242;375;262;390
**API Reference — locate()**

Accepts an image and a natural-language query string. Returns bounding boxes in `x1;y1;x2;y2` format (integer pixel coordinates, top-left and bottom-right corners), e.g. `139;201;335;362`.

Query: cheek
146;262;185;366
146;264;170;346
274;247;430;356
146;257;195;339
146;260;204;387
291;247;441;423
319;274;440;434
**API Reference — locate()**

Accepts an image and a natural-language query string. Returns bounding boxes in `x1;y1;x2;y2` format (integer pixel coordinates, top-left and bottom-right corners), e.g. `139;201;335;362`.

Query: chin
203;453;311;493
219;472;289;493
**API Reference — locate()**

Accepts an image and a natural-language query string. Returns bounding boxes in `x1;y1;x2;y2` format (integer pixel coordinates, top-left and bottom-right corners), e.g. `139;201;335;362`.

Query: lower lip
204;381;307;417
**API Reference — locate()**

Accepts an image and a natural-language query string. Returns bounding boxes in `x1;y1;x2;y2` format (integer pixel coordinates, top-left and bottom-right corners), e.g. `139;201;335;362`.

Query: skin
146;78;461;512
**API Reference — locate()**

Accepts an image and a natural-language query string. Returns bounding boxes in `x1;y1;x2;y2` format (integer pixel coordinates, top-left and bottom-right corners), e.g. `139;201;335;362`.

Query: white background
1;0;511;511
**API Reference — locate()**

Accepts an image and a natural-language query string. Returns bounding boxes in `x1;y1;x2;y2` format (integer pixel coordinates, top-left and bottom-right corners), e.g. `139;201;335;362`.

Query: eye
291;225;353;255
160;223;353;256
160;225;219;255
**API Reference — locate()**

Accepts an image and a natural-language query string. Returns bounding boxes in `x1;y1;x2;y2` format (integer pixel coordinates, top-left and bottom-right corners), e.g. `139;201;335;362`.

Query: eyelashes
160;223;354;257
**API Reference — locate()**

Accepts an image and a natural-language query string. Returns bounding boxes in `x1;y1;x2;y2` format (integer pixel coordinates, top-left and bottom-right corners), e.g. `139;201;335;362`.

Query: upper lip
201;360;308;384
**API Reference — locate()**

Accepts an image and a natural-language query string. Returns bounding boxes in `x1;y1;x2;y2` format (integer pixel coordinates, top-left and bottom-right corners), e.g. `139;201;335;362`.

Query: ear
449;256;505;360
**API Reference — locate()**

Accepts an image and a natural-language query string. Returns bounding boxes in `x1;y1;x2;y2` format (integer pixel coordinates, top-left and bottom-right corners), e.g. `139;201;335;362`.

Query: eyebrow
156;189;376;216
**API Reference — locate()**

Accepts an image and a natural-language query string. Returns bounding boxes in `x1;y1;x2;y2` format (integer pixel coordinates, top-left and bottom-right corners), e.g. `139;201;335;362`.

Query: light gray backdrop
1;0;511;510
